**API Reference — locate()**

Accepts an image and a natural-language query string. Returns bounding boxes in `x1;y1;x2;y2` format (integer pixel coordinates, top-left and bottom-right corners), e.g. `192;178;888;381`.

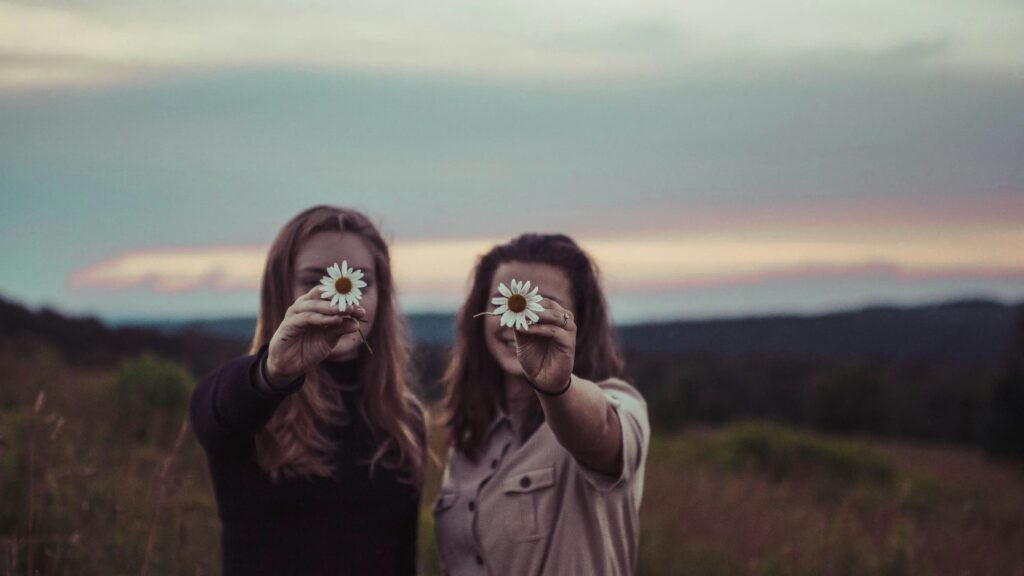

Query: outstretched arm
513;301;622;477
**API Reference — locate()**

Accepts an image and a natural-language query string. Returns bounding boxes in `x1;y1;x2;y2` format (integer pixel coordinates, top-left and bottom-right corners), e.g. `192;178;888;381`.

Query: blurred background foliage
1;298;1022;574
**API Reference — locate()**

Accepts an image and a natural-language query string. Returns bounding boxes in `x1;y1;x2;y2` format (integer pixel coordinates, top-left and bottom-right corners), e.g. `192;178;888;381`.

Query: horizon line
91;294;1023;329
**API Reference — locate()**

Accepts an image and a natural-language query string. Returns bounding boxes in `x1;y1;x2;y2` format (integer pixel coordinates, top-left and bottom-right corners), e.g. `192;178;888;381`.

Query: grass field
2;349;1023;575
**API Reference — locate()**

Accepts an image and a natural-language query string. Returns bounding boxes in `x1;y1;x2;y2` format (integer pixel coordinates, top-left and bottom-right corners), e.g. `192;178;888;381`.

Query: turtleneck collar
321;357;360;388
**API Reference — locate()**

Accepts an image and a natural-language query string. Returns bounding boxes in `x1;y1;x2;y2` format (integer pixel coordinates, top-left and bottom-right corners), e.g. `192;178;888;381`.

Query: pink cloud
69;245;267;293
69;242;1024;300
615;261;1024;293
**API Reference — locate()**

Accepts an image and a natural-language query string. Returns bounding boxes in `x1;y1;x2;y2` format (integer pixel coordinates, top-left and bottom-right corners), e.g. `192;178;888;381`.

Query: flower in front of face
319;260;367;311
487;279;544;331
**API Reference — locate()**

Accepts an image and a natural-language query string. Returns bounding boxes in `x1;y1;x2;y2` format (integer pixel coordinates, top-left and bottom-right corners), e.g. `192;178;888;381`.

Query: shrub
112;355;195;443
704;421;894;487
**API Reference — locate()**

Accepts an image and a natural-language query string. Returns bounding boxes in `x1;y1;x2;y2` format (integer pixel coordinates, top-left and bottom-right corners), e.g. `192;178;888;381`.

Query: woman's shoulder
591;375;646;406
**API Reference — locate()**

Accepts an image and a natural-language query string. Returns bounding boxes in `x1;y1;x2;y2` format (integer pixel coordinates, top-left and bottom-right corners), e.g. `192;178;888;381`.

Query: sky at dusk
2;0;1022;323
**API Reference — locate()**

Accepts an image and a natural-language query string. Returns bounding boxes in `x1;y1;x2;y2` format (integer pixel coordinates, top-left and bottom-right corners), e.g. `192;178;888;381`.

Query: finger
514;322;561;340
290;298;344;317
526;307;576;331
341;303;367;319
538;298;573;312
285;285;331;314
535;300;576;325
514;318;576;357
289;311;358;333
301;284;328;302
333;315;364;335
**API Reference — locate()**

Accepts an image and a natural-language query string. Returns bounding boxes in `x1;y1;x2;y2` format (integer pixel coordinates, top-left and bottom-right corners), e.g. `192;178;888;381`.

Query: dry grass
2;347;1022;575
639;425;1024;576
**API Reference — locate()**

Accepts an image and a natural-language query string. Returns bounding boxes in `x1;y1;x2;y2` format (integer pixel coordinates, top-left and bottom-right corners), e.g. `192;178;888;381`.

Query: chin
327;347;359;361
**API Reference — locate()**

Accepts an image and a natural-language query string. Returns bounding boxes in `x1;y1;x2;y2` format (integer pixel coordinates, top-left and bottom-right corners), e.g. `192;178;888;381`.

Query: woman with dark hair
434;233;650;575
189;206;425;575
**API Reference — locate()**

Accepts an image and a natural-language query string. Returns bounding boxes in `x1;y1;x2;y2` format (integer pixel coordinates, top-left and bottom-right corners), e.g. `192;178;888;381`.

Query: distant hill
107;298;1022;366
618;299;1021;366
0;295;248;376
5;294;1022;447
111;313;457;346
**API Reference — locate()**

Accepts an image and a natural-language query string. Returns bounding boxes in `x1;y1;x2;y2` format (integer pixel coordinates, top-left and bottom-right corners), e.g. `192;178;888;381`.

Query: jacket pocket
501;466;556;542
432;490;460;567
433;490;459;514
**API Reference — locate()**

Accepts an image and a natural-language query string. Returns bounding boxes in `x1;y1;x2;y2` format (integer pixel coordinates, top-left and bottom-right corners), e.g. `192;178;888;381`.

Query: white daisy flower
489;279;545;331
319;260;367;311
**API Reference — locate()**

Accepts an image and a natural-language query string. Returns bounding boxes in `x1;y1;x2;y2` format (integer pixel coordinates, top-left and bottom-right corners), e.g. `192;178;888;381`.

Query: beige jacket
434;376;650;576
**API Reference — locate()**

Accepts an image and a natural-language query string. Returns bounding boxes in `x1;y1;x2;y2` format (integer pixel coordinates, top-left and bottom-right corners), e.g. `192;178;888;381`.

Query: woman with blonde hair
434;233;650;575
190;205;425;575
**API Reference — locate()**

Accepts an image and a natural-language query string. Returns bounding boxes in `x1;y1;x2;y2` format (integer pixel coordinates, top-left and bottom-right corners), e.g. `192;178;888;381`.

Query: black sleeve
189;343;306;454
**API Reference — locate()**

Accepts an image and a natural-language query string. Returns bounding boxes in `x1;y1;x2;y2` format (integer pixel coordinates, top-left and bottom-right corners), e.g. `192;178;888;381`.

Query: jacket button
520;476;531;489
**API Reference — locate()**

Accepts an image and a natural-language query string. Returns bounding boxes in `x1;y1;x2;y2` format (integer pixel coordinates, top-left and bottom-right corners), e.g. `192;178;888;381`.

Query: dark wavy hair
441;233;625;458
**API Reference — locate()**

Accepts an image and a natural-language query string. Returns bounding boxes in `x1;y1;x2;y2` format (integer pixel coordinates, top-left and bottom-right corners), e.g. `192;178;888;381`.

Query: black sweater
189;345;422;576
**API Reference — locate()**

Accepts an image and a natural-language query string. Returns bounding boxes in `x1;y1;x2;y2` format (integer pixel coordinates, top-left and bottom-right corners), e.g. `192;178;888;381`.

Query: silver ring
561;312;570;327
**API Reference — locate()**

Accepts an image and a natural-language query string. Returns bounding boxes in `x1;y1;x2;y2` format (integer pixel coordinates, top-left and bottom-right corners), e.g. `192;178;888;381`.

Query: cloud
68;224;1024;297
2;0;1023;89
660;261;1024;292
69;246;269;293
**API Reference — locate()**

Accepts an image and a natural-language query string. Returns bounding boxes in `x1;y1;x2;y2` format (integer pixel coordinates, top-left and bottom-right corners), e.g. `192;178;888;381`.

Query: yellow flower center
335;277;353;294
508;294;527;313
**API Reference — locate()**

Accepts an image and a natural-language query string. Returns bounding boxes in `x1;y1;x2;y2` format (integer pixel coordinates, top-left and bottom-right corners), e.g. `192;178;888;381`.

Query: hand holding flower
266;286;366;386
318;260;373;354
513;298;577;394
476;279;577;394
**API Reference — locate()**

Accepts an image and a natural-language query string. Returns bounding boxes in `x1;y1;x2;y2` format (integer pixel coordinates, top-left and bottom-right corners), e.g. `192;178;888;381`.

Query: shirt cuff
211;344;305;431
253;343;306;396
574;379;649;493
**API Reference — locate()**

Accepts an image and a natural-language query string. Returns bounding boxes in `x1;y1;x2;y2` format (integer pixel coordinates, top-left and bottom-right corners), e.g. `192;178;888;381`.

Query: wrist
527;373;573;397
263;355;300;389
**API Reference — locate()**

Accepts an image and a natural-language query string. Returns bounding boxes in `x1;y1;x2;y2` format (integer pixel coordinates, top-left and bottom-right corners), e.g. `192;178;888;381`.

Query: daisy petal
525;309;540;323
350;270;364;280
491;297;509;306
493;304;509;315
522;281;531;294
527;301;544;312
341;260;349;276
500;311;514;327
331;294;340;306
528;286;539;297
498;282;512;297
354;280;367;289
